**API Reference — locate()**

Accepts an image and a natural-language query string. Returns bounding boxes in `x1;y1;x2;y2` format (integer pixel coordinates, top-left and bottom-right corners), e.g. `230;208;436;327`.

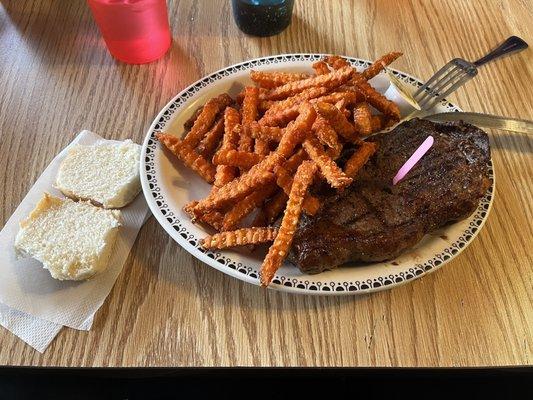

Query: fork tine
414;65;462;104
429;67;465;95
422;74;474;110
428;67;464;95
413;62;455;97
417;67;466;108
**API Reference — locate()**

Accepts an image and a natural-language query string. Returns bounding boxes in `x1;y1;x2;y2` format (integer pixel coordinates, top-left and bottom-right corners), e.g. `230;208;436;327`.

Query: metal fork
413;36;528;110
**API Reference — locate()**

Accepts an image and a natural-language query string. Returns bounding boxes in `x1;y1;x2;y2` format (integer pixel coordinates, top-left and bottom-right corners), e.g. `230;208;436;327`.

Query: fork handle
474;36;528;67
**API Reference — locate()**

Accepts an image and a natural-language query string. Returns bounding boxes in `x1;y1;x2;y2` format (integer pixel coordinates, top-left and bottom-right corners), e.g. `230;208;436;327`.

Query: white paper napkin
0;303;63;353
0;130;150;352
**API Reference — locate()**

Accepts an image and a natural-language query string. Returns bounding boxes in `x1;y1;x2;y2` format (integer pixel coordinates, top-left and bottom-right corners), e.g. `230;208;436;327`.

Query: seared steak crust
289;119;491;274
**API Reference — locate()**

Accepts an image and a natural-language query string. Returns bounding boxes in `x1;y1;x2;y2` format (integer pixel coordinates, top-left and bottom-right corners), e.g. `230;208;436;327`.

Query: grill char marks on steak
289;119;491;274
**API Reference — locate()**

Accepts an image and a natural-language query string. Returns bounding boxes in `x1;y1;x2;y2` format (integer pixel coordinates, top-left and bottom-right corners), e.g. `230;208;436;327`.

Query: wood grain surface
0;0;531;367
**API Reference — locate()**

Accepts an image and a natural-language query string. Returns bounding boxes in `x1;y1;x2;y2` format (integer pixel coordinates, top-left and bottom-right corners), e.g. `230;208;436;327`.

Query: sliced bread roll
56;140;141;208
15;193;121;281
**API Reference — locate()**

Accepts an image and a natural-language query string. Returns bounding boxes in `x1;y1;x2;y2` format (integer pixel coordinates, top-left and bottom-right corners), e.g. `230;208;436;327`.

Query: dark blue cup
231;0;295;37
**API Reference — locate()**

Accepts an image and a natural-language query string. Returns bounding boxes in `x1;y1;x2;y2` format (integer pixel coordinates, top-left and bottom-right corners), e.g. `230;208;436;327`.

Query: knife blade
422;111;533;134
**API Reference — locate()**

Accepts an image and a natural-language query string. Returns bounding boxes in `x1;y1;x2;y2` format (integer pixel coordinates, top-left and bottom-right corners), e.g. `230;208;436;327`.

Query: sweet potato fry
361;52;403;80
219;93;233;106
247;122;284;142
344;141;378;178
254;139;270;156
196;152;283;212
198;117;224;158
326;145;342;160
259;86;330;113
371;115;383;132
258;99;274;112
325;58;400;121
236;86;267;104
276;102;316;158
259;86;329;126
213;108;241;187
324;55;351;70
280;85;331;104
157;133;216;183
213;165;236;189
200;210;225;231
242;86;260;125
202;227;279;250
244;115;283;156
324;56;349;70
183;200;198;219
197;210;224;230
200;170;275;212
213;149;265;169
335;98;351;119
370;115;395;132
353;102;373;136
263;66;354;101
260;161;318;287
184;200;224;231
311;91;362;105
259;105;300;127
221;107;241;149
275;165;320;215
312;114;342;156
221;184;276;231
183;94;232;147
335;98;346;111
314;102;358;142
264;190;288;225
345;70;401;122
283;147;308;172
302;136;352;189
312;60;330;75
250;70;310;89
274;165;298;197
260;86;329;125
353;77;401;121
183;106;203;131
238;129;254;153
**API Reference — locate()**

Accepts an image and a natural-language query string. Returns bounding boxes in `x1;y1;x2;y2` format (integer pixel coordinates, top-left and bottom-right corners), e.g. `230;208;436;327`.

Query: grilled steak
289;118;491;274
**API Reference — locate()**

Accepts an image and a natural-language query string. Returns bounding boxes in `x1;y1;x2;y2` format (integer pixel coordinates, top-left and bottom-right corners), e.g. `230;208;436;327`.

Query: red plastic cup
87;0;171;64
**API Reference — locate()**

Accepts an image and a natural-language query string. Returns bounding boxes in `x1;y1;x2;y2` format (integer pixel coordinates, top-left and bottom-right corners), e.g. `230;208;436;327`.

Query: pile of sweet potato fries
157;53;402;286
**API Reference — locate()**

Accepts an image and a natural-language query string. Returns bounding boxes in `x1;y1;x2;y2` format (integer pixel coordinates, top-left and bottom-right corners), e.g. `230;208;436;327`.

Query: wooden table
0;0;531;367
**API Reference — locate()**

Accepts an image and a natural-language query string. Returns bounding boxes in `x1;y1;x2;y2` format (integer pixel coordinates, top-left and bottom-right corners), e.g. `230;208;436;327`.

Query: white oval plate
140;54;494;295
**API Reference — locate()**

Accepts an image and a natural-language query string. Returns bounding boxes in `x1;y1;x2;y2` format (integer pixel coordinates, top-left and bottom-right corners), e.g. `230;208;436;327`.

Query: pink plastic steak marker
392;136;434;185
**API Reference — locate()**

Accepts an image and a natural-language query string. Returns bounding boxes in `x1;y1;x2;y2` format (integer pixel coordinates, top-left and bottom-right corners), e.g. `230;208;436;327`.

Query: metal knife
422;111;533;134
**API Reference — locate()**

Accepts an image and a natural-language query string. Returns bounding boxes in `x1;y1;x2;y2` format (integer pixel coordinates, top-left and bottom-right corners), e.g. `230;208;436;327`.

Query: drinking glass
87;0;171;64
231;0;295;37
